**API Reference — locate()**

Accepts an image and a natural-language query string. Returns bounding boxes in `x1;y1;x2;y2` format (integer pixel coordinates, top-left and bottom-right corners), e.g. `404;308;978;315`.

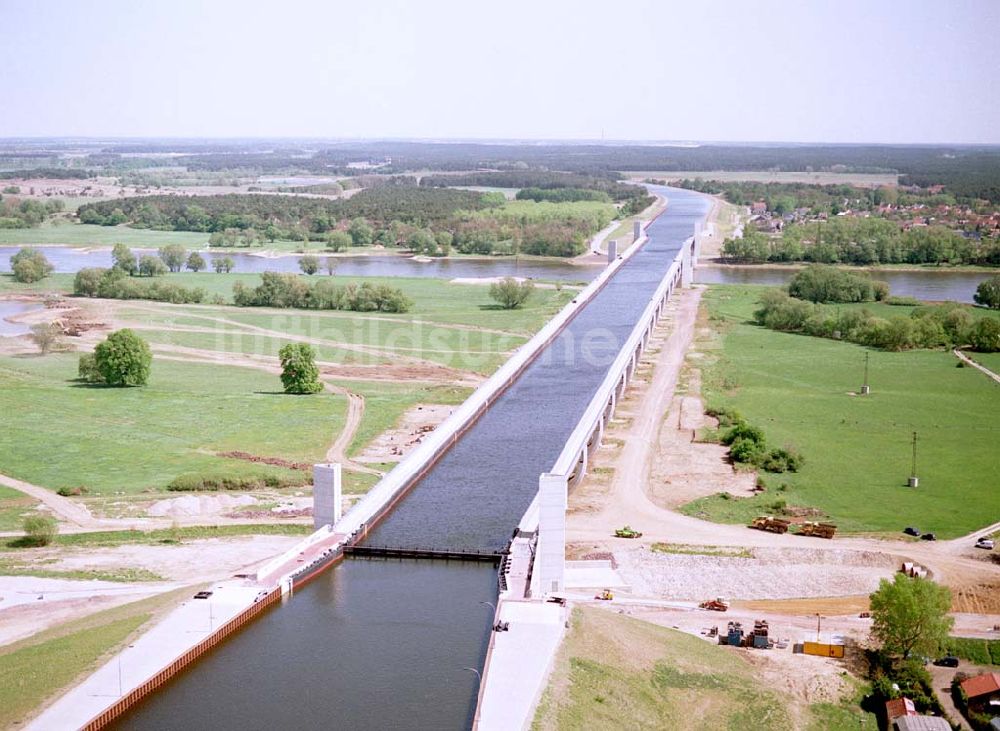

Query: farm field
532;607;871;730
681;285;1000;538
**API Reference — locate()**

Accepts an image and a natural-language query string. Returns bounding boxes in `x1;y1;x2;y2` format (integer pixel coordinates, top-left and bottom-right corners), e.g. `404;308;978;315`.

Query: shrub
788;265;882;303
489;277;535;309
94;329;152;387
186;252;206;272
762;447;804;473
299;254;320;275
73;267;105;297
233;272;411;312
56;486;88;497
730;437;766;465
705;405;743;428
721;422;766;447
10;248;53;283
22;515;58;546
111;243;137;274
77;352;104;383
974;275;1000;309
138;254;168;277
968;317;1000;352
167;473;306;492
158;244;187;272
29;322;64;354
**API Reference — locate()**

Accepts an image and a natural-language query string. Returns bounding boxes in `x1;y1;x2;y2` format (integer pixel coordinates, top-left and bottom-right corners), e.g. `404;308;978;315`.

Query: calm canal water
0;245;595;282
695;265;991;304
109;187;711;730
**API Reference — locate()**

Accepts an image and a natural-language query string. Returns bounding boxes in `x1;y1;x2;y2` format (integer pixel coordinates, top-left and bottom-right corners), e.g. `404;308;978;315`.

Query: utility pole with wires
907;431;919;487
861;352;871;395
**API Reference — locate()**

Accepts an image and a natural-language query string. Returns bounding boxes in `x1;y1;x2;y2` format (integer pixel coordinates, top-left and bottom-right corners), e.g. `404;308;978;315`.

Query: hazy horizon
3;0;998;144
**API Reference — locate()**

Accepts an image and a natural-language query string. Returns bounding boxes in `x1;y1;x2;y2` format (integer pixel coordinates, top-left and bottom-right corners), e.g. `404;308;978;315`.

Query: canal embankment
28;214;659;731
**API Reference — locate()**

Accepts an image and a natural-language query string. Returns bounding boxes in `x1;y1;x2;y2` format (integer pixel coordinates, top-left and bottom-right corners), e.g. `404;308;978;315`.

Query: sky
1;0;998;143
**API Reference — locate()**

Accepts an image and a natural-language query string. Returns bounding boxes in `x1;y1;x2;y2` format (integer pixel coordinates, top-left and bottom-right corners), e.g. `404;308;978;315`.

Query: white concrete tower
536;472;568;596
313;463;342;529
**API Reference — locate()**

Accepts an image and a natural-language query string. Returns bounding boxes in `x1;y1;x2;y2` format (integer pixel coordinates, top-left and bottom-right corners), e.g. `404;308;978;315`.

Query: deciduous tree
10;248;53;283
279;343;323;394
94;329;152;386
186;252;206;272
870;574;953;659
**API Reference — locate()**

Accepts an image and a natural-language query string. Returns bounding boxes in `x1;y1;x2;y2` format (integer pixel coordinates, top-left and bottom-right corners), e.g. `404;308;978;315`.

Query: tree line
723;219;1000;266
77;187;492;234
0;198;64;229
232;272;411;312
754;288;1000;352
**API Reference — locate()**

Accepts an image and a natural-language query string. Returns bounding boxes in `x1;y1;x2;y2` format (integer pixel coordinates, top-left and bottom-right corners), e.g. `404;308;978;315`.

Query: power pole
907;432;919;487
861;352;870;395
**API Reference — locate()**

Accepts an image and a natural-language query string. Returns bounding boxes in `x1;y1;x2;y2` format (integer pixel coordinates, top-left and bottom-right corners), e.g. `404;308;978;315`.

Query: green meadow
682;285;1000;538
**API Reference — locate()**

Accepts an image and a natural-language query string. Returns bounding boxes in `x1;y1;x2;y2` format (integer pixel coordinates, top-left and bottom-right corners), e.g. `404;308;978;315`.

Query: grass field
0;221;333;252
0;484;38;531
0;354;345;495
681;286;1000;537
624;171;900;187
967;351;1000;375
0;588;189;729
0;271;572;333
0;272;561;496
0;222;209;248
532;607;873;730
2;524;312;551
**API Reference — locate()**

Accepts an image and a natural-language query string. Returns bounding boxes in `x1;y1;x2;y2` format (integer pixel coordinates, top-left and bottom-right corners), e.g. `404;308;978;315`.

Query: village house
962;672;1000;716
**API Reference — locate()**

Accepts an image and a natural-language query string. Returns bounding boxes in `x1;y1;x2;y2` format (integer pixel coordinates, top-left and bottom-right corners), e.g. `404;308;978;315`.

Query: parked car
193;590;213;599
903;526;920;536
920;532;937;541
975;538;995;550
933;656;960;667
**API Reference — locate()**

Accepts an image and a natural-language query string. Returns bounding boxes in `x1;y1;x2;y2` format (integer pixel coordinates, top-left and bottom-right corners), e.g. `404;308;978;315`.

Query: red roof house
885;696;918;722
962;672;1000;713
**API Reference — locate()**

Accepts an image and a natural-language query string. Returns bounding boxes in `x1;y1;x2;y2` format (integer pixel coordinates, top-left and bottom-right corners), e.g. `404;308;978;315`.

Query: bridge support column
313;463;342;529
633;219;642;242
694;221;703;263
681;240;693;288
537;472;568;596
607;239;617;263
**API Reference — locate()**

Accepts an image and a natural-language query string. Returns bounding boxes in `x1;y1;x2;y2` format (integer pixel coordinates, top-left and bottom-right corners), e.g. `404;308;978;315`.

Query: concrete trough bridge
97;186;710;731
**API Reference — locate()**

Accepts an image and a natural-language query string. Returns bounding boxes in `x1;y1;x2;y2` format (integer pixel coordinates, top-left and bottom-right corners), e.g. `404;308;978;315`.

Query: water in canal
110;187;710;730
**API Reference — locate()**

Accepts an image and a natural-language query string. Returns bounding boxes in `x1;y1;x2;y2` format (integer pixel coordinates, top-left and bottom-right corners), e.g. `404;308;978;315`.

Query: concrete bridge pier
633;219;642;242
313;463;343;529
694;221;703;262
537;473;568;595
681;239;694;287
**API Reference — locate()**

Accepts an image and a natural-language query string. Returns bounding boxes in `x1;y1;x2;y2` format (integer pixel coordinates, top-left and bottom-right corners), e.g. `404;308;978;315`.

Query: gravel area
615;546;896;601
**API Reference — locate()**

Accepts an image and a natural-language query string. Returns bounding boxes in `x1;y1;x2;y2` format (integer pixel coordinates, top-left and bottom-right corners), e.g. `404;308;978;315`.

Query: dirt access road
566;285;1000;612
